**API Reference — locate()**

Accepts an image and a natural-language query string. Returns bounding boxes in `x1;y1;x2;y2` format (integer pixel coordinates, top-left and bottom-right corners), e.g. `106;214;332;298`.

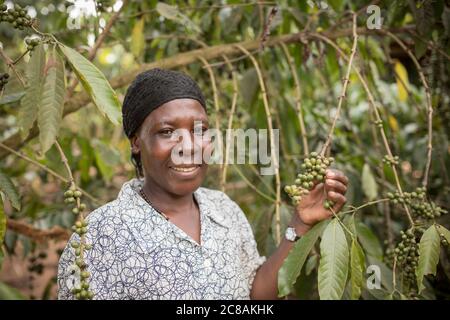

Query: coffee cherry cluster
285;152;335;209
373;119;383;128
387;187;448;220
0;3;33;30
0;72;9;91
382;155;399;166
386;228;419;287
64;186;86;214
25;37;40;51
70;240;94;300
64;183;93;300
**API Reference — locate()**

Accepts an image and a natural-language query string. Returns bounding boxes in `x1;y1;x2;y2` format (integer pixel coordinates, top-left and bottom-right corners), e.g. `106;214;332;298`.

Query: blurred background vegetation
0;0;449;299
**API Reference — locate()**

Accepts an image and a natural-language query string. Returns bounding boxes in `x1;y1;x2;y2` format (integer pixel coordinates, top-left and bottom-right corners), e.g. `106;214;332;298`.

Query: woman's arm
249;216;309;300
250;169;349;300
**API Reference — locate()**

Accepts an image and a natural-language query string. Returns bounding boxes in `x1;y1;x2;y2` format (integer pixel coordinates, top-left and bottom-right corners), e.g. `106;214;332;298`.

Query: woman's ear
130;135;140;155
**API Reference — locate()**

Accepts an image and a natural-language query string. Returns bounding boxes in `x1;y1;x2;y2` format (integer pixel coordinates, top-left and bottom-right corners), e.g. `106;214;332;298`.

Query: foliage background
0;0;449;299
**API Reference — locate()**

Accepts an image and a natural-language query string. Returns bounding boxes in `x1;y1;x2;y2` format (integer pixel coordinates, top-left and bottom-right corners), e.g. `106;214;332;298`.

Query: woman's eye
159;129;174;136
194;127;208;136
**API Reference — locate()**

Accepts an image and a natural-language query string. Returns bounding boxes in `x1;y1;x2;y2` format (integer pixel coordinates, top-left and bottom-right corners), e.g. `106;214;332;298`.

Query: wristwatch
285;226;301;242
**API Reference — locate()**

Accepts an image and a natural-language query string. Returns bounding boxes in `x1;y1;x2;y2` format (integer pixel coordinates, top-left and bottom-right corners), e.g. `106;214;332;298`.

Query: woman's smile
169;164;202;176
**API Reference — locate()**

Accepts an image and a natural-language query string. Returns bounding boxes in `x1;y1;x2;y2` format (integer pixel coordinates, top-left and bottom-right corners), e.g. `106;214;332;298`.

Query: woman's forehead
142;98;208;126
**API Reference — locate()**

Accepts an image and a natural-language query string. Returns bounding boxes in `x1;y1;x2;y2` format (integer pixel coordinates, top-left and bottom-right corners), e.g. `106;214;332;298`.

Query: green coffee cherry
64;190;74;198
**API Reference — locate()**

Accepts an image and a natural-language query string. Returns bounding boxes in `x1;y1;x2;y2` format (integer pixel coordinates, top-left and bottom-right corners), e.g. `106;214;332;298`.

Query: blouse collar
117;178;231;229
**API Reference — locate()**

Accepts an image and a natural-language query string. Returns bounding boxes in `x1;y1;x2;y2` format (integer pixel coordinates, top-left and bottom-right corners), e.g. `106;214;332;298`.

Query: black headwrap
122;68;207;138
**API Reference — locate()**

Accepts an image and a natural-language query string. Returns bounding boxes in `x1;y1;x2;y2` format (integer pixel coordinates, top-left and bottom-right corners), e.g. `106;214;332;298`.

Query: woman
57;68;349;300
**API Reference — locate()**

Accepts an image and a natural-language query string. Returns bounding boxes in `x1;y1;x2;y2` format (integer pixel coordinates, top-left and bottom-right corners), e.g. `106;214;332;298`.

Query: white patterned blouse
57;178;267;300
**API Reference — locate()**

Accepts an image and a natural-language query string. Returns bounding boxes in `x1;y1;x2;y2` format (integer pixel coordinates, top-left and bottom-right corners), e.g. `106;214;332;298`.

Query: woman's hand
291;169;349;235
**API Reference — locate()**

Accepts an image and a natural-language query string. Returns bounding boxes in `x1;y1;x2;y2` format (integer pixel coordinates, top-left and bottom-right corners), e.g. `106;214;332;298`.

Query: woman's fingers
327;191;347;212
325;178;347;194
326;169;349;186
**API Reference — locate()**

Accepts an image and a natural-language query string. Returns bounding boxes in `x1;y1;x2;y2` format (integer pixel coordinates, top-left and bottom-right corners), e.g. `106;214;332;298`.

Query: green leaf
0;91;25;106
156;2;201;34
277;219;329;297
305;254;318;276
156;2;179;20
0;169;20;210
92;139;121;182
361;163;378;200
416;225;440;293
350;239;365;300
318;218;349;300
131;18;145;59
38;46;66;154
0;282;27;300
19;44;45;138
0;198;5;247
356;221;383;260
58;44;121;125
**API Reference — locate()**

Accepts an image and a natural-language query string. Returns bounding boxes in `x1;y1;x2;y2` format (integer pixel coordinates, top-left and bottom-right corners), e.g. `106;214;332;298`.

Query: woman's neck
142;179;197;218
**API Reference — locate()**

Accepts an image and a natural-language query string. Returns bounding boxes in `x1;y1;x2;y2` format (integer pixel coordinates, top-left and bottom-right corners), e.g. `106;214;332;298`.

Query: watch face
286;227;296;241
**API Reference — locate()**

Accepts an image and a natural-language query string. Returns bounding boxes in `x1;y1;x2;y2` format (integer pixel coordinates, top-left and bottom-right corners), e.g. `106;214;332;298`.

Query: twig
197;56;224;184
55;141;75;186
320;13;358;156
0;142;101;205
234;44;281;245
382;31;433;190
340;198;390;215
7;218;70;243
221;56;239;192
125;1;277;19
232;165;276;203
311;33;415;226
279;43;309;155
259;6;279;51
0;26;416;160
0;46;26;87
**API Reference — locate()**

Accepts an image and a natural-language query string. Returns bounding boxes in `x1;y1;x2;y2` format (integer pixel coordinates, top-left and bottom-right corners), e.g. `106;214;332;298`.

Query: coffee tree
0;0;449;300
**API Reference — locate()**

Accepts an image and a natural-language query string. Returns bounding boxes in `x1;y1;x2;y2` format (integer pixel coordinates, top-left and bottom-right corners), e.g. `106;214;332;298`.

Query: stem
235;44;281;245
198;56;224;187
0;26;416;160
0;142;100;205
383;31;433;190
0;47;26;87
232;165;276;203
320;13;358;156
279;43;309;155
340;198;390;215
221;56;239;192
311;33;415;226
259;6;278;51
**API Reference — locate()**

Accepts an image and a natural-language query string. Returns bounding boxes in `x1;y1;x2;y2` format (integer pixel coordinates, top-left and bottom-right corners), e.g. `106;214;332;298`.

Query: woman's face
131;98;212;196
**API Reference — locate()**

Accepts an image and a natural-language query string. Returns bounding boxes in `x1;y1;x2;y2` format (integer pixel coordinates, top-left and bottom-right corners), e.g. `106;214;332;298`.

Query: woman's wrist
289;214;314;236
